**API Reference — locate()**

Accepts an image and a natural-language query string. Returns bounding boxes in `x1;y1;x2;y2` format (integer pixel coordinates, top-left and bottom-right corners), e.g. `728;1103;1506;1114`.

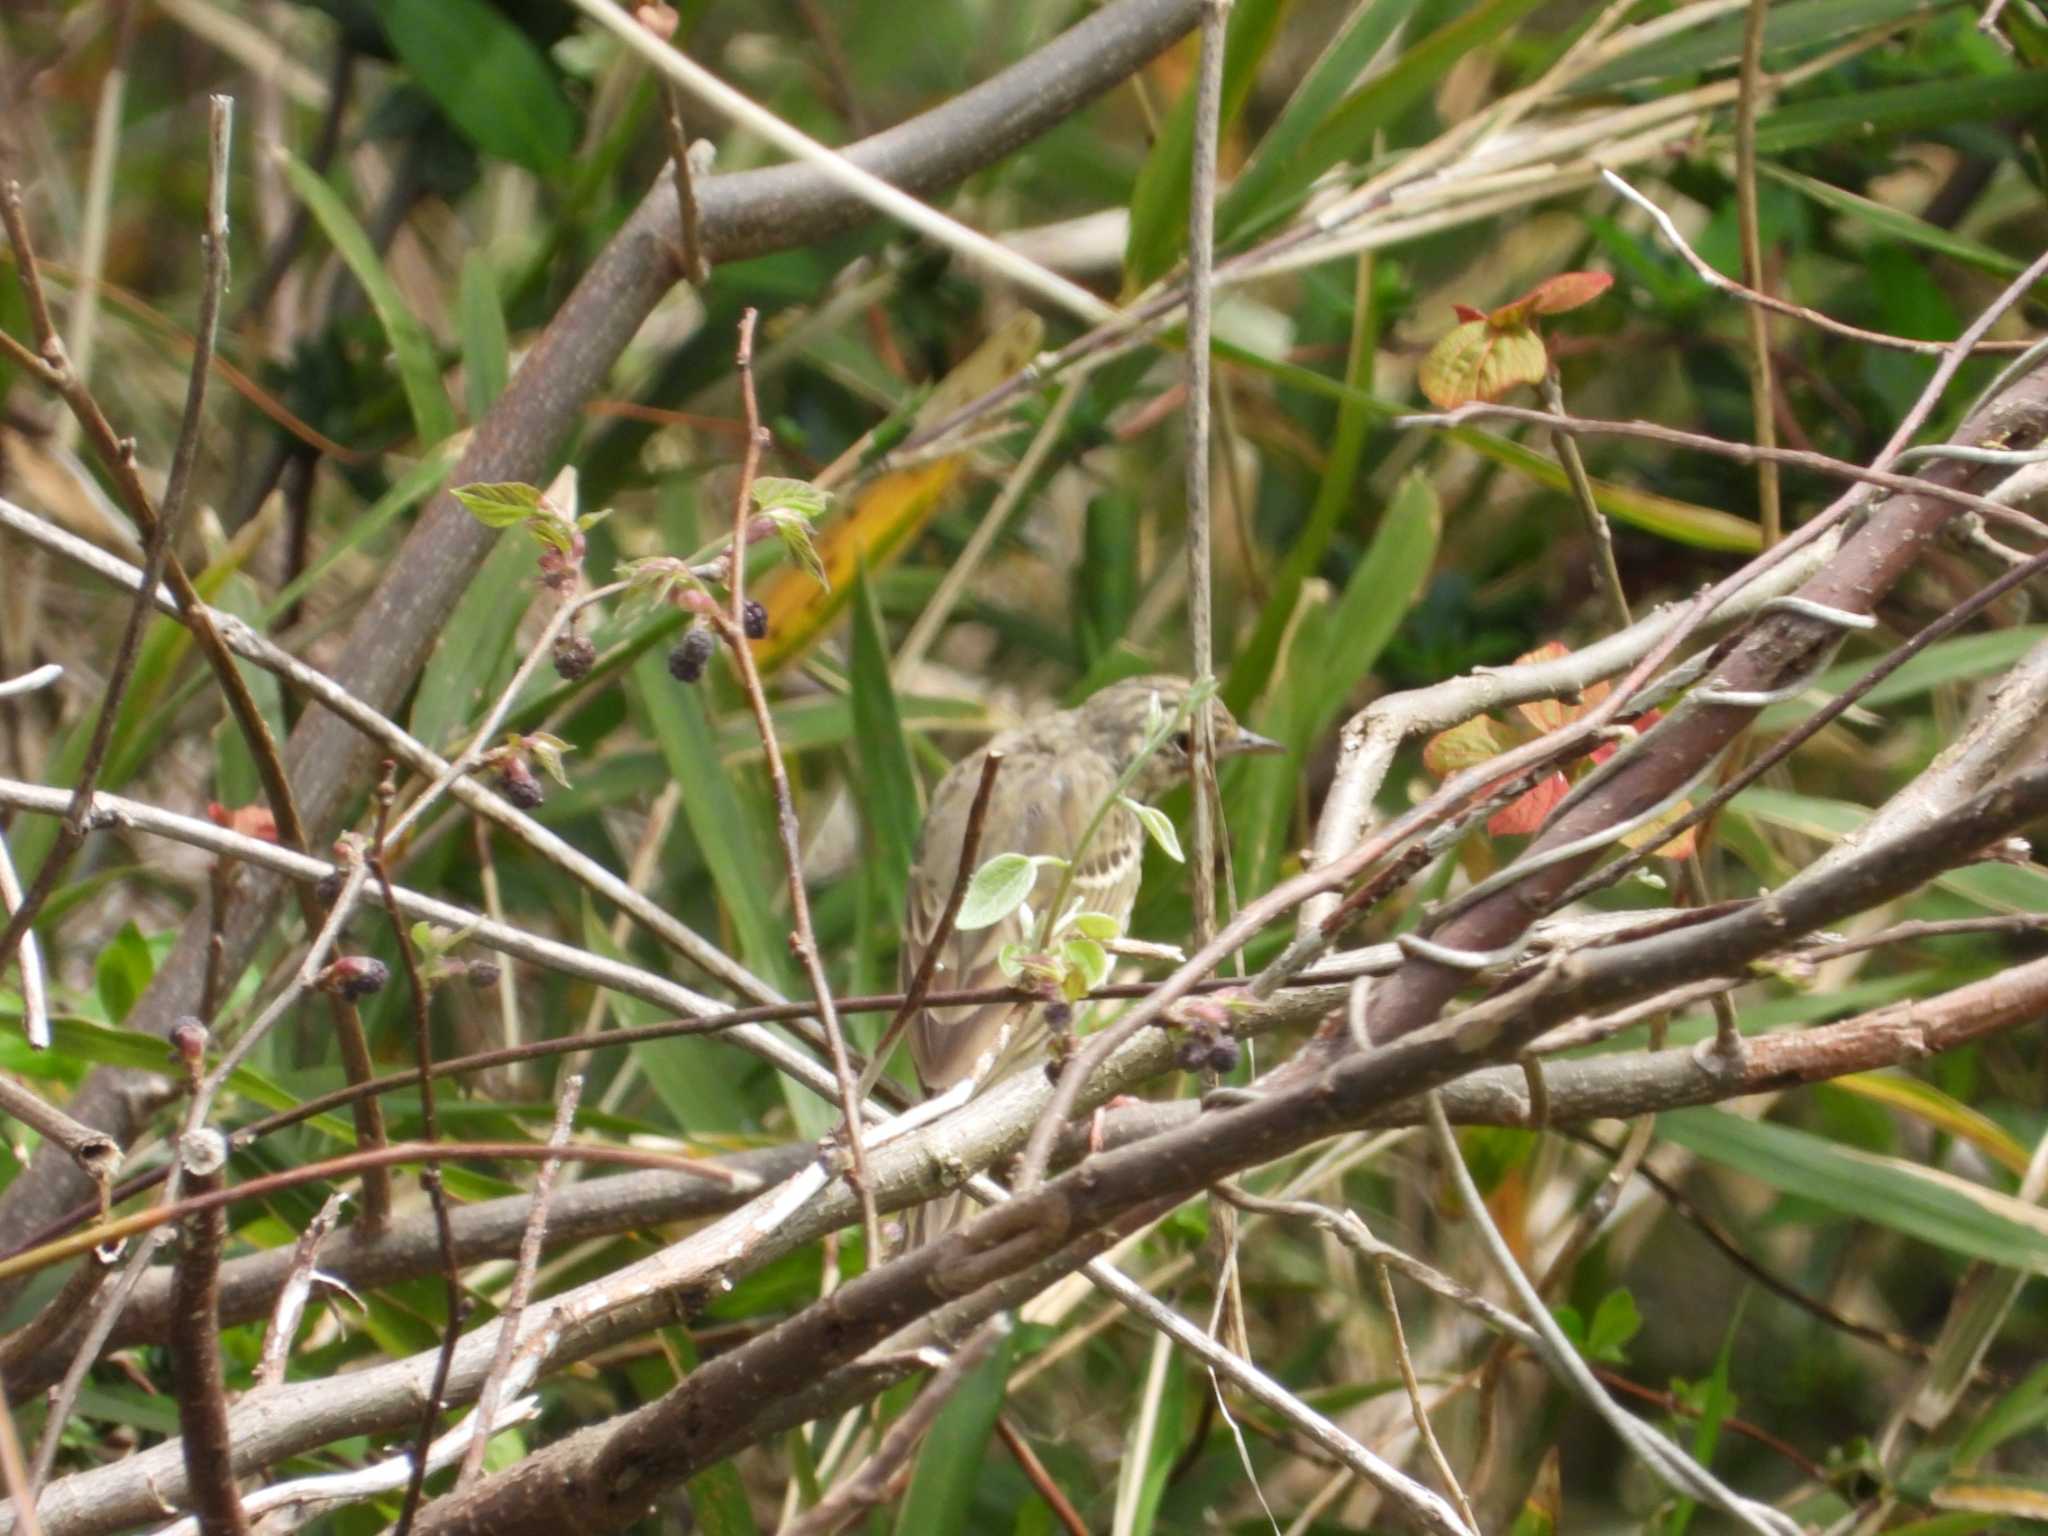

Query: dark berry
321;955;390;1001
1043;1000;1074;1032
742;598;768;640
466;959;503;991
552;632;596;682
1174;1035;1212;1072
314;870;345;907
498;758;545;810
668;626;715;683
1206;1037;1242;1075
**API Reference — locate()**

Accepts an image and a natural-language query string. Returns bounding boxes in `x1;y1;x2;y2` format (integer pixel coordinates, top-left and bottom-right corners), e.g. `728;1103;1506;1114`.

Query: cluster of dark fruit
497;756;546;809
668;625;715;683
318;954;390;1001
1173;1020;1241;1076
552;631;596;681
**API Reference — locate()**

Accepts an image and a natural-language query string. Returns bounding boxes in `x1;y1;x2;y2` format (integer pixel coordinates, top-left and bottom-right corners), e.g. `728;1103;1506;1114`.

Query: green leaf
1658;1108;2048;1274
409;530;531;753
1069;911;1123;941
1219;0;1425;250
1122;796;1185;864
890;1326;1018;1536
850;565;921;912
1419;318;1548;408
452;481;547;527
275;146;457;446
1124;0;1294;288
957;853;1045;931
751;476;830;519
458;252;510;421
1759;164;2041;285
1228;0;1548;240
1227;253;1380;715
94;923;155;1026
630;655;794;999
1576;0;1948;90
1583;1288;1641;1363
1732;787;2048;914
1754;73;2048;155
1758;629;2048;732
368;0;576;174
1059;936;1111;996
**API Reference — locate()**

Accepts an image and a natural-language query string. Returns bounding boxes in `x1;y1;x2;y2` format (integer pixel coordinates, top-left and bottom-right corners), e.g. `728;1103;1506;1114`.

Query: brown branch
255;1190;348;1390
455;1074;582;1489
375;767;469;1536
994;1416;1089;1536
0;0;1203;1280
0;1363;41;1536
166;1134;249;1536
776;1319;1005;1536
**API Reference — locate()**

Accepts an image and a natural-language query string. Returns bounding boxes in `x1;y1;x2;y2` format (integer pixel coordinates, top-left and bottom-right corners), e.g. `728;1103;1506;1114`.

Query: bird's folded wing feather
904;744;1139;1089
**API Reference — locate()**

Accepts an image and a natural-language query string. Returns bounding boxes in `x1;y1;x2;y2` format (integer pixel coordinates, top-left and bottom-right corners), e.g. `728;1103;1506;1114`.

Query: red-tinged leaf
1524;270;1613;316
1419;319;1548;409
208;802;278;842
1513;643;1611;733
1620;798;1698;860
1490;771;1568;835
1423;715;1505;778
1451;303;1487;322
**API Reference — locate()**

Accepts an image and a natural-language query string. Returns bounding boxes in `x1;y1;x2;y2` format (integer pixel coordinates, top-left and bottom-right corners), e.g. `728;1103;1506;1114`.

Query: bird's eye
1171;730;1191;754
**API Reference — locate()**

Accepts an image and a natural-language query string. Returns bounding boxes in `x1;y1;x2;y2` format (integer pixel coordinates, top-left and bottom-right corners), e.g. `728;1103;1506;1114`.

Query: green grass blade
275;146;458;447
367;0;576;175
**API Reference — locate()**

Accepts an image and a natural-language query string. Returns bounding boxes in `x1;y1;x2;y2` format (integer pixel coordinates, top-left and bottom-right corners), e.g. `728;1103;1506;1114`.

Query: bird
900;675;1282;1192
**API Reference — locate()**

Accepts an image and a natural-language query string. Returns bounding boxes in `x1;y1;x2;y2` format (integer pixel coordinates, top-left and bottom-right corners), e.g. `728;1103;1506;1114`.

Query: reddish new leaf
1419;319;1548;409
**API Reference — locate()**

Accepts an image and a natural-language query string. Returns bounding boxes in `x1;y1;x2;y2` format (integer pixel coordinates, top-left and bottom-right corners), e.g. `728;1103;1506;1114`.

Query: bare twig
377;767;468;1536
1423;1094;1799;1536
1373;1261;1479;1535
165;1126;249;1536
1184;0;1229;953
857;751;1004;1100
255;1191;349;1391
1734;0;1783;545
1539;371;1629;628
0;99;235;970
0;1365;37;1536
994;1417;1089;1536
635;5;711;284
456;1074;583;1488
775;1318;1007;1536
718;309;883;1260
0;666;58;1049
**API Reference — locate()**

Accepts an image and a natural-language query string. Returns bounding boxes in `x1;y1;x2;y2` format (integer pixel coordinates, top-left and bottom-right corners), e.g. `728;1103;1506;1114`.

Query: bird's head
1074;675;1284;798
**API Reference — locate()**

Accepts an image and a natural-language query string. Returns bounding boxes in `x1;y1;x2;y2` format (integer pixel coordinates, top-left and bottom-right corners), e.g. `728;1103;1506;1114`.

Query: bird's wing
904;745;1134;1090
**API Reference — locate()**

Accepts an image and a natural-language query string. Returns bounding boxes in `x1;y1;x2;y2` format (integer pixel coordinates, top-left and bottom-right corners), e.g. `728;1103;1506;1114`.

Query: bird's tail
904;1189;976;1250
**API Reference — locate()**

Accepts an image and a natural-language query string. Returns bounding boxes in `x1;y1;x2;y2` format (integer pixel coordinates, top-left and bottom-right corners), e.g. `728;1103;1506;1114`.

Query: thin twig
1605;169;2010;360
1734;0;1783;545
775;1319;1007;1536
856;751;1004;1100
1183;0;1230;953
718;309;884;1260
1373;1261;1479;1536
1550;538;2048;909
1540;371;1629;629
1423;1094;1800;1536
255;1191;349;1391
0;666;58;1048
456;1073;583;1488
0;1362;41;1536
28;1229;172;1493
994;1416;1089;1536
0;100;235;970
636;4;711;285
377;765;467;1536
166;1122;249;1536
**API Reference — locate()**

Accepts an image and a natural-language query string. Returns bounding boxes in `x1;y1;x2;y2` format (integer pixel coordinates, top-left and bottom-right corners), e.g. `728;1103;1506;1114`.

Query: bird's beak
1225;729;1287;758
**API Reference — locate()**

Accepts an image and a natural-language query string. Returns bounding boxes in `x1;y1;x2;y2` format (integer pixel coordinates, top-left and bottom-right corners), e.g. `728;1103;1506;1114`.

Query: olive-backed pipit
903;675;1281;1097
